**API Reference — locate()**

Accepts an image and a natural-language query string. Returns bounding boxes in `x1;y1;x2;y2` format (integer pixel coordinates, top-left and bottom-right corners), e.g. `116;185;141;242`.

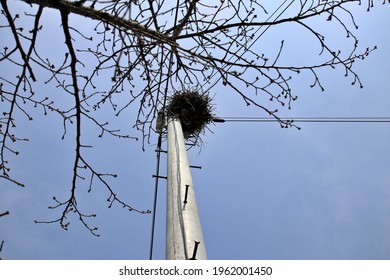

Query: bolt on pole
166;116;207;260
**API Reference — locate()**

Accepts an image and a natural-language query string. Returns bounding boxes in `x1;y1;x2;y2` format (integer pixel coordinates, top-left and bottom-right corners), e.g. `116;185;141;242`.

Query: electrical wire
219;116;390;123
149;134;163;260
246;0;294;50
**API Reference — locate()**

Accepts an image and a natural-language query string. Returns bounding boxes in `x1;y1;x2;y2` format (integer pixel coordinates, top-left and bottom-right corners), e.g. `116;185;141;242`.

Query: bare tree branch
0;211;10;218
1;0;388;235
1;0;36;81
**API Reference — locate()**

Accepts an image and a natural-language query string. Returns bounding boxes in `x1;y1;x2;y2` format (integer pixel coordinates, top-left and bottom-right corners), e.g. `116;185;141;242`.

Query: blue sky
1;1;390;260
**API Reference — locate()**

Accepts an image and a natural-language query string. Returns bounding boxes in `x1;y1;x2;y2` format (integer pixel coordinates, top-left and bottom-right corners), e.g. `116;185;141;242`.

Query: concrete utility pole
166;117;207;260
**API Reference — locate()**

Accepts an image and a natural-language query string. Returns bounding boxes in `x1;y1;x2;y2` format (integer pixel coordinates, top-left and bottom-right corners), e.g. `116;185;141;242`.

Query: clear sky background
1;1;390;260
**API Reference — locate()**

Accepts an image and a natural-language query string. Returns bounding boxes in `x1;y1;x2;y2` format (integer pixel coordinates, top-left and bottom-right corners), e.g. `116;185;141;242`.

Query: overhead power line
215;117;390;123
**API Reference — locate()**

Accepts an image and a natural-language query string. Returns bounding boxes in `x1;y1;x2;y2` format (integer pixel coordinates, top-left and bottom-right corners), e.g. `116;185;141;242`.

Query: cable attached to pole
218;116;390;123
149;133;163;260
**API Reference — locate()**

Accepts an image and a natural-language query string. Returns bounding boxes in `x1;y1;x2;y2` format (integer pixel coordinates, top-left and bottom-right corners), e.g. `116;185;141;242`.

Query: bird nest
166;89;214;141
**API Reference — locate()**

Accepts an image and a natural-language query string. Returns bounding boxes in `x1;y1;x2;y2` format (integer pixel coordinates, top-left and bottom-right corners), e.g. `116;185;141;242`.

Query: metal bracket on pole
189;165;202;169
189;241;200;260
183;185;190;204
152;175;167;180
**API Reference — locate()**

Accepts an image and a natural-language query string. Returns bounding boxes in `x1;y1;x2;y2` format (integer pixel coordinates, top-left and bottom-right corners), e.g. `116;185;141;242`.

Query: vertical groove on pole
166;117;207;260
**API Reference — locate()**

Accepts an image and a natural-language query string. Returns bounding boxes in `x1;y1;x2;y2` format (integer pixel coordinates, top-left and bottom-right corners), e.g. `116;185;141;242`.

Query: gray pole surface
166;117;207;260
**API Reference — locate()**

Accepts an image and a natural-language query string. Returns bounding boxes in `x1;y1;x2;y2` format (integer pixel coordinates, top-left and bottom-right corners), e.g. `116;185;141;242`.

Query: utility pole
166;116;207;260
